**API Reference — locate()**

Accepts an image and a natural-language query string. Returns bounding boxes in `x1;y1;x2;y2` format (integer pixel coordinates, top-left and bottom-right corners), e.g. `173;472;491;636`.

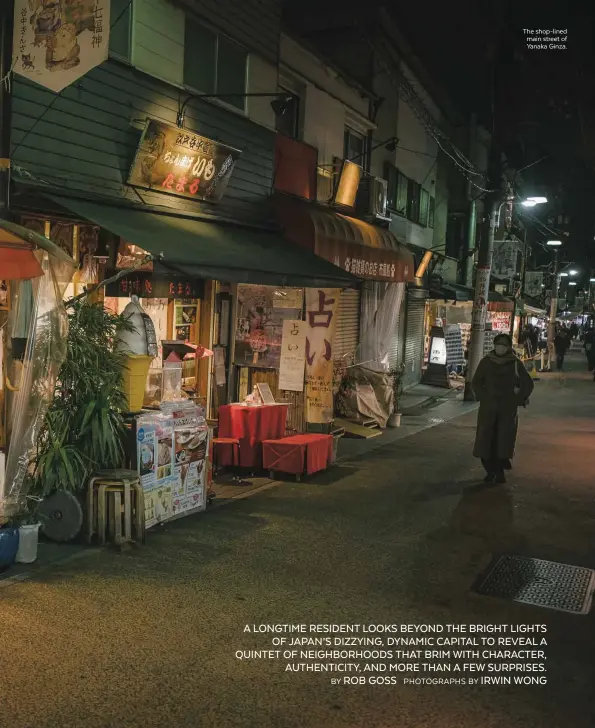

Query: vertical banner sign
524;271;544;298
305;289;341;423
278;320;307;392
471;267;490;329
13;0;110;93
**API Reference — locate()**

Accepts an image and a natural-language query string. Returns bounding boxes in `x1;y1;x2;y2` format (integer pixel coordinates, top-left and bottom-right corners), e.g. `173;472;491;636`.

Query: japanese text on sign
305;289;341;424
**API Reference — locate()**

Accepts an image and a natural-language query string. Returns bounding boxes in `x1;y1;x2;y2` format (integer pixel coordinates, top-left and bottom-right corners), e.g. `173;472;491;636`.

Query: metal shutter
334;288;361;365
388;282;406;368
402;288;429;389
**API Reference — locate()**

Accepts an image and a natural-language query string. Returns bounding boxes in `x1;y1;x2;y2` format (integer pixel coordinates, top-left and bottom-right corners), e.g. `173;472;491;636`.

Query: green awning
48;195;358;289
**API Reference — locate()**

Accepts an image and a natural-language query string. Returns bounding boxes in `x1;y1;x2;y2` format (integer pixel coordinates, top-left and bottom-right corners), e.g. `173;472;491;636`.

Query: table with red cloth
262;434;333;476
217;404;289;469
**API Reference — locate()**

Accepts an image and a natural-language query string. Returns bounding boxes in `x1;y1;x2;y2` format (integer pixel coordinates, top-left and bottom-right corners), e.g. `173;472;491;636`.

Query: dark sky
389;0;595;266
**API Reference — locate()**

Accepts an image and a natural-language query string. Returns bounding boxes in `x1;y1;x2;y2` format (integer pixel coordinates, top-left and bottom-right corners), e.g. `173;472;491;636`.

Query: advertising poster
144;484;173;530
171;406;209;515
305;289;341;424
137;415;174;491
234;285;303;369
278;320;307;392
487;311;512;333
524;272;544;299
13;0;110;93
492;240;519;279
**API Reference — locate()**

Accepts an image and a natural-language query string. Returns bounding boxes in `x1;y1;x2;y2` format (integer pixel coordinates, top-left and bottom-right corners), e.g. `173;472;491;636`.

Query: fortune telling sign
128;120;242;203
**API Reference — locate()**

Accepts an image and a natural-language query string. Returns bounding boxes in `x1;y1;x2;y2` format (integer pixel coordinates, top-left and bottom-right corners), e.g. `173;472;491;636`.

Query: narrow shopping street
2;352;595;728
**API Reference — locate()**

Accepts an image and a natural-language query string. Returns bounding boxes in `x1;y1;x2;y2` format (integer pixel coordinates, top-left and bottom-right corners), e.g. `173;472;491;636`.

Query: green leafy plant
32;300;135;497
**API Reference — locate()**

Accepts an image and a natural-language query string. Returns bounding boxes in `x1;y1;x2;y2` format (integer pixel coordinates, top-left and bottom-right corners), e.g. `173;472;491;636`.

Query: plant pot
388;412;402;428
0;527;20;572
16;523;41;564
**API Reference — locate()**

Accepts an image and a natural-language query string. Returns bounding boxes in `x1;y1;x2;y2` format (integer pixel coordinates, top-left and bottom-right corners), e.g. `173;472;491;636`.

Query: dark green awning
48;195;358;289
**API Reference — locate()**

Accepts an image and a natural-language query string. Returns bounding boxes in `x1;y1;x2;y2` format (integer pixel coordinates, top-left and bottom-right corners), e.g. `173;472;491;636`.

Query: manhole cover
475;555;595;615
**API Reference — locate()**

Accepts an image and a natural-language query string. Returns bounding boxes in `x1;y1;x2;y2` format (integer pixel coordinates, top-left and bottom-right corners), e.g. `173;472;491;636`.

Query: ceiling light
546;240;562;246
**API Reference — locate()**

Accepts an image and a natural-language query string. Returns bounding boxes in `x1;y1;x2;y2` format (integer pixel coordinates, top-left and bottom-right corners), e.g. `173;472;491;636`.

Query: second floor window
275;91;300;139
384;163;408;216
344;128;367;167
419;189;430;227
407;179;421;224
184;18;248;111
429;197;435;228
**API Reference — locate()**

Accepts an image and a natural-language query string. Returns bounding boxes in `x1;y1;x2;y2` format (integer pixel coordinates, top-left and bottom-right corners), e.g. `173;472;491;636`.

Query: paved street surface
2;352;595;728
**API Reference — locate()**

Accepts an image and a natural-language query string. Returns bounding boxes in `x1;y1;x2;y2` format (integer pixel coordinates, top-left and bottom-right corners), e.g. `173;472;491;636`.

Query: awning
47;195;359;289
0;223;43;280
429;283;470;302
274;195;414;283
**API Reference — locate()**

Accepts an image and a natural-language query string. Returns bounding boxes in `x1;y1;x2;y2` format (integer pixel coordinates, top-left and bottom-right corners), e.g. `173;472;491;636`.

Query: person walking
584;326;595;371
472;333;534;484
554;327;571;371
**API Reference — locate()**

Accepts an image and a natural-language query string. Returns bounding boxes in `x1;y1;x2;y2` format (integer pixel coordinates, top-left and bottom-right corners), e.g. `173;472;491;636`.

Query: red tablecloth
262;434;333;476
218;404;288;469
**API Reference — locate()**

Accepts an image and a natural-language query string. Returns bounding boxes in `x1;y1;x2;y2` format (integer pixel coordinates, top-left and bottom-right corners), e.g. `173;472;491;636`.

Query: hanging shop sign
524;271;544;298
315;237;412;283
105;271;205;299
128;119;242;203
13;0;110;93
234;285;303;369
305;288;341;424
492;239;519;279
278;320;307;392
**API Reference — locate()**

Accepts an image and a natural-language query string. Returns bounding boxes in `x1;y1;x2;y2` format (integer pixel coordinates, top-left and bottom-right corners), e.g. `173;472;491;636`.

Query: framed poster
256;382;276;405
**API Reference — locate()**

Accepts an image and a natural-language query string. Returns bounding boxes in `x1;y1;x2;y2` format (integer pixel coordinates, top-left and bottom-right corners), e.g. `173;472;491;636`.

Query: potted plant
30;300;134;540
387;364;405;427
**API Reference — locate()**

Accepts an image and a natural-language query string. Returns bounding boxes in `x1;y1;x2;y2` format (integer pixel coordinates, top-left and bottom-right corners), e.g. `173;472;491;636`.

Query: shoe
503;459;512;470
484;473;495;483
495;472;506;484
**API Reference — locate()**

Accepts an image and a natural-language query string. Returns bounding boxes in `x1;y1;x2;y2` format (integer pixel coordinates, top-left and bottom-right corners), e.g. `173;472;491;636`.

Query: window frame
429;197;435;229
407;179;421;224
343;127;368;168
419;188;430;227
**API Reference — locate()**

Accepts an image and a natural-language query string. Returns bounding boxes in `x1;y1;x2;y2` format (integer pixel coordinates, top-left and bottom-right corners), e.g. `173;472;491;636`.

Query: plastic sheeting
0;251;75;520
335;365;393;428
359;281;405;372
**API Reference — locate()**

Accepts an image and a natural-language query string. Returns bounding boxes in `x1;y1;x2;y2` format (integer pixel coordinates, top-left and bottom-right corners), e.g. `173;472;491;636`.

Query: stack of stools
262;433;333;481
87;469;145;546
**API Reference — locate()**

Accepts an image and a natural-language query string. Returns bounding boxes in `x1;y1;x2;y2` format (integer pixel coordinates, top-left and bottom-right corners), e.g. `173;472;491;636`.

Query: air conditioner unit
356;176;391;223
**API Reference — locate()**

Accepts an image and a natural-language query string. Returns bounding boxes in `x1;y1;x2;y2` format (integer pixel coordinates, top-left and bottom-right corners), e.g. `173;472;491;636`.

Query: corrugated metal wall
388;282;406;369
402;288;428;389
334;288;361;366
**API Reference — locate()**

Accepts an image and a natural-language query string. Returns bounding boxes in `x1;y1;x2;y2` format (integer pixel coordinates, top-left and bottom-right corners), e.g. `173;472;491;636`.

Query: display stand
422;326;450;388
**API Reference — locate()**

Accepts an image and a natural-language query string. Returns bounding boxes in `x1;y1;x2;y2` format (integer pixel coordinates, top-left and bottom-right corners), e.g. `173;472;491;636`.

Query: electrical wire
11;0;134;157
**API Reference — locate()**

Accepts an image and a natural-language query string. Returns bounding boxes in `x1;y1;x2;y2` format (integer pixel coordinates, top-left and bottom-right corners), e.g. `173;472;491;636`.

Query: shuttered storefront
334;288;361;365
388;282;406;369
402;287;429;389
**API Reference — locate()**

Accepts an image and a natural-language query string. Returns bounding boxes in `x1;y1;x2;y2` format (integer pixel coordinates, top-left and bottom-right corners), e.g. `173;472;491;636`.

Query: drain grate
475;555;595;615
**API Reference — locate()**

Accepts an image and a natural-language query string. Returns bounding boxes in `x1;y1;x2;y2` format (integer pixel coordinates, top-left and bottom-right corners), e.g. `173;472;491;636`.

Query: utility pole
464;113;478;288
0;0;14;221
546;249;560;368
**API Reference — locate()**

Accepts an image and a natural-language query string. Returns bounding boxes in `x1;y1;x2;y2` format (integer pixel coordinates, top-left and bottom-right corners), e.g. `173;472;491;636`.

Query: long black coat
472;353;534;460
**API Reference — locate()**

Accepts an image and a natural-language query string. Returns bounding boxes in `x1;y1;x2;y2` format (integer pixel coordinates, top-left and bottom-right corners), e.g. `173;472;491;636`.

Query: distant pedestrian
584;327;595;371
472;333;534;484
554;328;571;371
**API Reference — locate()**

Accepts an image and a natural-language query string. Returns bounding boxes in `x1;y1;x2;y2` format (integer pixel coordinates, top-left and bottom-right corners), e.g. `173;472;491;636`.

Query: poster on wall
171;405;209;517
492;239;519;279
13;0;110;93
488;311;512;333
305;288;341;424
278;320;307;392
234;285;303;369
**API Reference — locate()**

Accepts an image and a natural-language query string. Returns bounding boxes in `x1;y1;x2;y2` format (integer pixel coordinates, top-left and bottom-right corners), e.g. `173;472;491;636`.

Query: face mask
494;344;509;356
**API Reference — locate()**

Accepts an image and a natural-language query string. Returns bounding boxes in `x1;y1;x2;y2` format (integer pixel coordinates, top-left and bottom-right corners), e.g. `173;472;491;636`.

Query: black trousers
556;353;565;371
481;415;506;476
587;349;595;371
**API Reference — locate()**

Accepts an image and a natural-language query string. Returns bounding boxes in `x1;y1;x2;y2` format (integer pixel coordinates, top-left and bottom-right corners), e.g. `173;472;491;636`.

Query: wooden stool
211;437;240;472
87;470;145;546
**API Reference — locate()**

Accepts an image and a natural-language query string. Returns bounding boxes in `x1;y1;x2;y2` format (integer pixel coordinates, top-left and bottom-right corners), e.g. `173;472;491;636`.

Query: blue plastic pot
0;528;20;572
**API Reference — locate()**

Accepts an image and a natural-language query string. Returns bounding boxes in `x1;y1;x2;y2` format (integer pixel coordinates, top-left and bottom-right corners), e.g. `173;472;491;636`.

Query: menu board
278;319;307;392
170;404;209;517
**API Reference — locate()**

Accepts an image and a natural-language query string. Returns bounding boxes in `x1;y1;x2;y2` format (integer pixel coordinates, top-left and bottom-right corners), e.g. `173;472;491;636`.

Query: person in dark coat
584;327;595;371
554;328;571;371
472;333;534;484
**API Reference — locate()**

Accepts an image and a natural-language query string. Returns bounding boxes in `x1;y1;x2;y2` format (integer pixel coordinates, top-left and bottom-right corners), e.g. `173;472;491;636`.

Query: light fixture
560;272;569;277
527;196;548;204
590;278;595;283
547;240;562;246
385;137;399;152
569;269;578;276
569;281;577;286
270;95;294;116
521;200;538;207
176;91;298;127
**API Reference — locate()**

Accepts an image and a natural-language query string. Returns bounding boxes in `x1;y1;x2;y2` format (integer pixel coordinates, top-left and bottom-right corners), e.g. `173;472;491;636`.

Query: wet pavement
1;352;595;727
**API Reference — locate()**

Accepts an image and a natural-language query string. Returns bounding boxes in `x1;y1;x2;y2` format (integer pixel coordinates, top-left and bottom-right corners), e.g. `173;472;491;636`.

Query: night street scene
2;0;595;726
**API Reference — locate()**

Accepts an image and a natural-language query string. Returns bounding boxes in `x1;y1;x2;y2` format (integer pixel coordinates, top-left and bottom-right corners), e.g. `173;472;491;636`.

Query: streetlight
569;269;578;276
569;281;577;286
521;196;548;207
